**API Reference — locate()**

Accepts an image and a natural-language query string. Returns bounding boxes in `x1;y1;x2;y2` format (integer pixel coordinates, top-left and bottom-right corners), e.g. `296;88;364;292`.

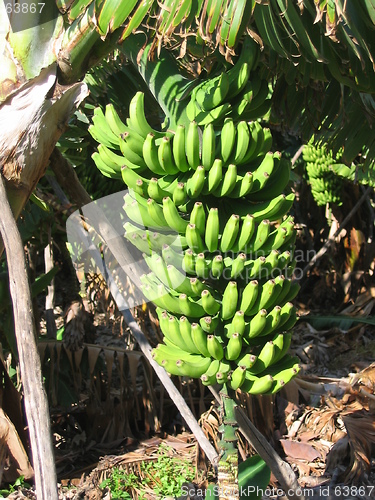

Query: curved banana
186;121;200;170
221;281;239;320
162;196;189;233
186;165;206;198
245;308;267;339
205;207;220;252
206;159;223;194
190;202;206;235
220;214;240;252
201;359;221;386
211;255;224;278
207;335;224;360
248;340;276;375
195;252;210;279
182;249;196;274
221;118;236;163
241;373;274;395
143;133;166;175
201;289;221;316
200;314;220;333
179;316;201;354
229;365;247;390
172;124;190;172
213;164;237;197
226;332;243;361
201;123;216;170
191;322;211;357
158;136;179;174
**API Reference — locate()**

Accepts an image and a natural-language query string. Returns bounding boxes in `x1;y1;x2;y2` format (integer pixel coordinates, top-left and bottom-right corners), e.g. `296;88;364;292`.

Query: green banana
206;158;223;193
247;219;271;253
104;103;128;136
200;314;220;333
216;360;232;384
207;335;224;360
120;167;150;196
240;280;259;315
234;214;256;252
191;322;211;357
220;214;240;252
226;332;243;361
211;255;224;278
179;316;201;354
201;359;221;386
201;123;216;170
172;124;190;172
236;351;257;370
127;92;155;138
213;164;237;197
221;118;236;163
229;310;246;337
186;121;200;170
172;182;188;206
186;224;206;253
190;277;208;296
248;340;276;375
258;305;282;337
147;177;170;202
178;293;206;317
162;196;189;233
245;308;267;339
229;365;247;390
221;281;239;320
232;120;251;164
158;136;179;174
147;198;169;228
205;207;220;252
190;202;206;235
186;165;206;198
201;289;221;316
182;249;196;274
143;133;166;175
167;314;191;351
162;244;184;269
228;193;291;222
241;373;274;394
230;253;246;278
227;172;254;199
195;252;210;279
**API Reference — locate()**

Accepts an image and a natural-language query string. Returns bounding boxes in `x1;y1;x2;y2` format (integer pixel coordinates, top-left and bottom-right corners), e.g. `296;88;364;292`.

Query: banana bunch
91;81;299;394
89;91;291;207
186;43;271;126
303;142;344;206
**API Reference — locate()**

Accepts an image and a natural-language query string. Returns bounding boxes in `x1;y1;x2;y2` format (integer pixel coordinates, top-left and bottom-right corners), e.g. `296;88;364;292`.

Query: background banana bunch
303;142;345;207
89;52;300;395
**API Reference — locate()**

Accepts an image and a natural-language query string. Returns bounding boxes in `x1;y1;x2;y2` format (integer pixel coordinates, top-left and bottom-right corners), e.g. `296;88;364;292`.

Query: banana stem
209;386;305;500
217;384;239;500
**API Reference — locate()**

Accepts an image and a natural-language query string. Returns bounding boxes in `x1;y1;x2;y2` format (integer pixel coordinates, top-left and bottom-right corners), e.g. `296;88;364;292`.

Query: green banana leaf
31;266;59;298
302;314;375;330
239;455;271;500
205;455;270;499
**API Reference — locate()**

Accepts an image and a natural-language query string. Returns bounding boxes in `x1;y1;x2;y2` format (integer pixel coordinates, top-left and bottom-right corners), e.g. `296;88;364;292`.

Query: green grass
100;443;196;498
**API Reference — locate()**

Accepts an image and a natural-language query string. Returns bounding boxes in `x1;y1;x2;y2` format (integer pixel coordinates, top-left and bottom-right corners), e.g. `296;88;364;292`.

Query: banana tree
2;1;375;499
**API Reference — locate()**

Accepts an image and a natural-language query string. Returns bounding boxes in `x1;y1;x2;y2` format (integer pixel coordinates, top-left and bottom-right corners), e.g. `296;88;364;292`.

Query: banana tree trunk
0;64;88;221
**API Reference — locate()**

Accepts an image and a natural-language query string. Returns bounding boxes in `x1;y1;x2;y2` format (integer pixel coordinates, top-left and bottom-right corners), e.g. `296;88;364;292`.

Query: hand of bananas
89;44;300;395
